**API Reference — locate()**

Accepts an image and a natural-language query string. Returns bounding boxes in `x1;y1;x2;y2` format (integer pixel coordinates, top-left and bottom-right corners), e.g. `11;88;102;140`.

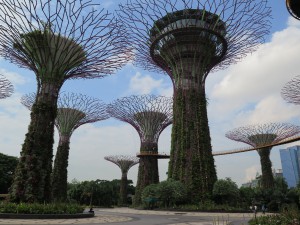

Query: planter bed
0;212;94;219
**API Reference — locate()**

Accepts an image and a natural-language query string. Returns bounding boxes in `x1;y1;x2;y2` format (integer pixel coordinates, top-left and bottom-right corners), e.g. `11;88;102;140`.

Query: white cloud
127;72;173;96
0;94;30;158
233;95;300;126
207;24;300;132
0;69;28;86
245;165;260;182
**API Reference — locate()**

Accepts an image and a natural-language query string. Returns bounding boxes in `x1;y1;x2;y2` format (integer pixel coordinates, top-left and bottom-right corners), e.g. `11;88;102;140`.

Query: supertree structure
0;0;131;203
117;0;271;200
104;155;139;205
21;92;109;202
281;75;300;104
0;75;14;99
286;0;300;20
226;123;300;189
107;95;172;206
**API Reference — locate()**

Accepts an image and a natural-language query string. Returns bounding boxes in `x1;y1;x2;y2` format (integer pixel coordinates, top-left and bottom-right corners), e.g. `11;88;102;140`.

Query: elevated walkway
136;151;170;159
212;134;300;156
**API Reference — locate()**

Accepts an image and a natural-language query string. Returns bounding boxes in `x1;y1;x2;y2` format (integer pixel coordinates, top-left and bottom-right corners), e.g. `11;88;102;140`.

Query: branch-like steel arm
107;95;173;143
0;0;133;82
0;74;14;99
21;92;109;136
226;123;300;147
282;75;300;105
117;0;271;76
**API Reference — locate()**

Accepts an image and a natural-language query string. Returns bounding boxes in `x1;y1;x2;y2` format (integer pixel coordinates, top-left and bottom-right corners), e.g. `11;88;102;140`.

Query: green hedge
0;202;84;214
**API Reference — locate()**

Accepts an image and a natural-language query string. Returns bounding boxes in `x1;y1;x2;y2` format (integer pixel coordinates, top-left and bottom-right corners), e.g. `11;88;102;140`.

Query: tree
0;0;131;203
107;95;172;206
0;153;18;194
104;155;139;205
156;179;187;207
22;92;109;202
118;0;271;202
239;186;255;208
212;178;239;206
226;123;300;189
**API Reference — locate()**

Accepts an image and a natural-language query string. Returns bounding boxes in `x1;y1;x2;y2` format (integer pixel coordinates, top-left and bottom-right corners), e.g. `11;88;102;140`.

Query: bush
0;202;84;214
249;205;300;225
213;178;239;206
141;179;188;208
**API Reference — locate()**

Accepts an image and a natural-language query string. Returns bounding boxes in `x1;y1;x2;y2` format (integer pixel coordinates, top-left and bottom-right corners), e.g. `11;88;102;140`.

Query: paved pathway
0;207;261;224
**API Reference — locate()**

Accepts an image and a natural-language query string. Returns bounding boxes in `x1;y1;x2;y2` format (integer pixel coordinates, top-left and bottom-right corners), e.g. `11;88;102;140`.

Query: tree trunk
257;147;274;189
168;87;217;202
51;135;71;202
119;172;128;205
133;142;159;206
9;83;58;203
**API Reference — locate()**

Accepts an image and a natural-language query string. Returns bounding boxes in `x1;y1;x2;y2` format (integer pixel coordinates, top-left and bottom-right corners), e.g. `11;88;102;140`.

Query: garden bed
0;211;94;219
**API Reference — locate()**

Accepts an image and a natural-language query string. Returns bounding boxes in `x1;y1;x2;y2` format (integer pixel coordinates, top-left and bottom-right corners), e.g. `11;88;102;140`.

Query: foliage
156;179;187;207
239;186;255;208
141;179;188;208
0;202;84;214
0;153;18;194
67;179;135;207
133;144;159;206
51;143;70;202
9;99;57;203
169;88;216;202
249;205;300;225
213;178;239;205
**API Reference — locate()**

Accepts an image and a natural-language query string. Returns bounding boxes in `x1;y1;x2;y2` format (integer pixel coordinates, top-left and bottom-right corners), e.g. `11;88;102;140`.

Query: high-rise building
279;146;300;188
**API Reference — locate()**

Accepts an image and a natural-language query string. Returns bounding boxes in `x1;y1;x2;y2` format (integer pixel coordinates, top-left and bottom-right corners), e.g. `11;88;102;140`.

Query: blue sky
0;1;299;187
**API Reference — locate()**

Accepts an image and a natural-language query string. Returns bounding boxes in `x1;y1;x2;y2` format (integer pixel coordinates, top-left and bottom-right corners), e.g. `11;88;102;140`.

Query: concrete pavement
0;207;259;224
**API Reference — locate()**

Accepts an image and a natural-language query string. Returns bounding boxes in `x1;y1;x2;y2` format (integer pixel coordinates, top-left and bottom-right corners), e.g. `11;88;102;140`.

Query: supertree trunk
120;172;128;205
10;85;58;203
107;95;172;206
51;135;71;202
21;92;109;202
226;123;300;191
257;147;274;189
134;142;159;206
104;155;139;206
169;87;216;201
0;0;131;203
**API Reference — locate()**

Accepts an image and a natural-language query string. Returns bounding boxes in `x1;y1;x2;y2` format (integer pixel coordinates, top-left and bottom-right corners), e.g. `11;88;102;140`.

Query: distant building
280;146;300;188
241;169;283;188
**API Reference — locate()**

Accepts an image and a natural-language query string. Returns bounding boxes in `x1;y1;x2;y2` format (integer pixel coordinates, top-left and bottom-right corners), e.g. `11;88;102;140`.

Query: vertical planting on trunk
0;0;131;202
107;95;172;206
105;156;139;206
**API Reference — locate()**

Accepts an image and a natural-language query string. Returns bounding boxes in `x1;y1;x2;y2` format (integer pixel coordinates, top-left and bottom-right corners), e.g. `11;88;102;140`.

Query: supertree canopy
281;75;300;104
0;0;131;203
107;95;172;206
286;0;300;20
0;75;14;99
104;155;139;205
118;0;271;201
226;123;300;189
21;92;109;202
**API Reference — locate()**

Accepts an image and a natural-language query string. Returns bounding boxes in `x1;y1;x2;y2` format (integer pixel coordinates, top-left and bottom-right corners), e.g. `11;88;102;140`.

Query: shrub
249;205;300;225
0;202;84;214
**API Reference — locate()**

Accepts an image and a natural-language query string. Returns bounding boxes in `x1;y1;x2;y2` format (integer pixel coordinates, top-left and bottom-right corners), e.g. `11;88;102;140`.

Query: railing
137;151;170;157
212;134;300;156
